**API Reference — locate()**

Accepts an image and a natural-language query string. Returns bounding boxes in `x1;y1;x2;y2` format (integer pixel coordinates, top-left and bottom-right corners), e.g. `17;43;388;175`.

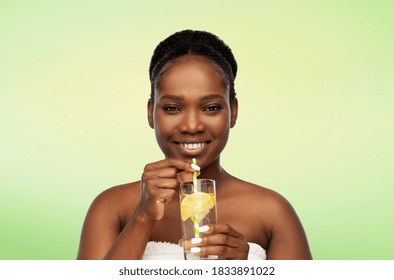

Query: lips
173;141;211;151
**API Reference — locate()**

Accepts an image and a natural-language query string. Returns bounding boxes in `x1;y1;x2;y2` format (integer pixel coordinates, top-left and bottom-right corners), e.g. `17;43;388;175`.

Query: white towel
142;241;266;260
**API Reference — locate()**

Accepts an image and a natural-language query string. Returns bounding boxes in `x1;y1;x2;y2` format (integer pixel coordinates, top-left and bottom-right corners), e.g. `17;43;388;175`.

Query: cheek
153;114;174;154
154;111;176;138
212;122;229;135
215;110;232;128
209;114;231;139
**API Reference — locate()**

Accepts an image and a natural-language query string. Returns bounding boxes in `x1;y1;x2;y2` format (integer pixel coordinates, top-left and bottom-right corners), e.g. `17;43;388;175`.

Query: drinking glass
179;179;217;260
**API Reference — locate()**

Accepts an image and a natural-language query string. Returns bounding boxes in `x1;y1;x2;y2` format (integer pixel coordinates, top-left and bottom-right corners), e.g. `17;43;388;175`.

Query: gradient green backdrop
1;0;393;259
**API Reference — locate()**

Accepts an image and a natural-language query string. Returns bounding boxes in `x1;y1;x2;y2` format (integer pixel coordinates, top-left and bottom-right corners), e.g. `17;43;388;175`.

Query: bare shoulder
77;181;141;259
224;178;293;216
220;177;297;231
222;177;312;259
247;183;301;230
89;181;141;220
93;181;140;205
232;179;304;230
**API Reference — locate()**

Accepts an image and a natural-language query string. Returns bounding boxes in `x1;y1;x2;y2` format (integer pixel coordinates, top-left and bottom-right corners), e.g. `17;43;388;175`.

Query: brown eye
204;105;221;112
163;105;180;111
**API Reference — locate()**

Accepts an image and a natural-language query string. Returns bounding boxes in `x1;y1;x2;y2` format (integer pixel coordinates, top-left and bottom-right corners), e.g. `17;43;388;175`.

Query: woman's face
148;55;238;169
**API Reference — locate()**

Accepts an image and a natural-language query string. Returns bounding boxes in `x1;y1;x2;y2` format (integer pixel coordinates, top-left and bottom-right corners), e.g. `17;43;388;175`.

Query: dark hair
149;30;237;102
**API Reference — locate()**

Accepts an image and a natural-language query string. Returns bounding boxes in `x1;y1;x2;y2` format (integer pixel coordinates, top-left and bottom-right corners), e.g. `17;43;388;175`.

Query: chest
148;199;268;248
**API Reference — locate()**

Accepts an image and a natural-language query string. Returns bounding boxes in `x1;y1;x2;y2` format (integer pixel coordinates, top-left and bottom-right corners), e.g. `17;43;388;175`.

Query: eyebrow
159;94;183;101
159;93;225;102
200;94;226;101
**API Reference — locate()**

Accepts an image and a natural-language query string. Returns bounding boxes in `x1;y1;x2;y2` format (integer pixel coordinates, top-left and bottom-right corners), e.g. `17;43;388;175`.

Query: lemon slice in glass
180;192;216;221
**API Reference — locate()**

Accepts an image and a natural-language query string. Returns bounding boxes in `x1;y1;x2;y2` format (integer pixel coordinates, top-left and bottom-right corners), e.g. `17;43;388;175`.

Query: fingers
177;171;194;183
138;158;199;221
144;158;196;173
190;224;249;260
143;178;178;191
143;158;198;183
192;224;241;249
199;224;243;239
193;245;243;260
148;188;177;205
143;167;193;183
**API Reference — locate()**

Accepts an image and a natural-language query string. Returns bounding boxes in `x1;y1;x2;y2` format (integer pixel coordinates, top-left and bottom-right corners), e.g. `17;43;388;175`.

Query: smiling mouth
174;141;211;150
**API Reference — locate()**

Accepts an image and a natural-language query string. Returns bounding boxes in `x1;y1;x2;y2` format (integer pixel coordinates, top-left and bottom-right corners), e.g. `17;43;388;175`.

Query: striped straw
192;158;198;192
192;158;200;237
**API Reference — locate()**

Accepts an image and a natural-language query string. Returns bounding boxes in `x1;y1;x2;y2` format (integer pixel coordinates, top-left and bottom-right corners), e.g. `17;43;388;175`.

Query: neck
199;157;229;186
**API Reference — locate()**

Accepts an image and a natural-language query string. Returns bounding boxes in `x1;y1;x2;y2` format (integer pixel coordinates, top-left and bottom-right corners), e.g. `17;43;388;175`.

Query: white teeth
180;142;207;150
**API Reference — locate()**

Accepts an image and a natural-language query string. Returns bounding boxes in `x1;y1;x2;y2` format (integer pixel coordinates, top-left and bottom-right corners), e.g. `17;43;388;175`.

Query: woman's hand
139;158;198;222
190;224;249;260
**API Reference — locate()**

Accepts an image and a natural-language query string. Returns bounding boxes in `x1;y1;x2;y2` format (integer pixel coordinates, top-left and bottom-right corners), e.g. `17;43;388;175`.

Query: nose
178;109;205;134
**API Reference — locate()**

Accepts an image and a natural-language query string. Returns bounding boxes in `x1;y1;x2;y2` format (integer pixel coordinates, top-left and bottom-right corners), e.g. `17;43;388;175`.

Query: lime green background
1;0;393;259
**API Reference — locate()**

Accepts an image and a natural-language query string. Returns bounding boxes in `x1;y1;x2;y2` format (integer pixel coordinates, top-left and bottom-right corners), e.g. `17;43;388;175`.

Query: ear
230;98;238;128
147;99;154;128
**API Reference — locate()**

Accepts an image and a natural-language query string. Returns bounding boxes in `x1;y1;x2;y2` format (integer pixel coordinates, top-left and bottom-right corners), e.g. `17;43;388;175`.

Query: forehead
156;55;228;99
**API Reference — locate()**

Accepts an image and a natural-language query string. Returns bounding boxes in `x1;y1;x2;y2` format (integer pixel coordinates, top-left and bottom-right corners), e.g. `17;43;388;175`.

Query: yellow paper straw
192;158;200;237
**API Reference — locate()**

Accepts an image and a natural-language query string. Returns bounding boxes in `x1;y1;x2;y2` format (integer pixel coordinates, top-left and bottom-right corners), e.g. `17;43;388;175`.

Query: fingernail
191;237;202;245
207;255;219;259
199;225;209;233
191;164;201;171
190;247;201;254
